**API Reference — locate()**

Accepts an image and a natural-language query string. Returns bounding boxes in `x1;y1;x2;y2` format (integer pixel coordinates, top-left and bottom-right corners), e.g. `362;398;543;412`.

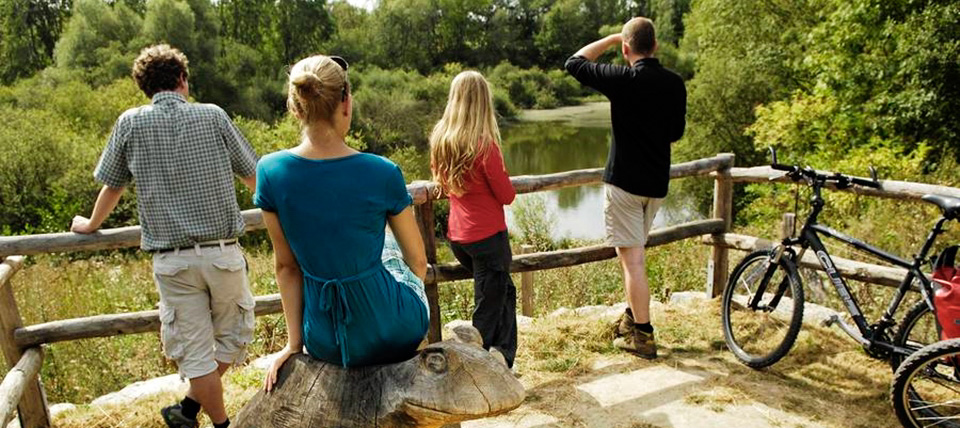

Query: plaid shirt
94;92;258;251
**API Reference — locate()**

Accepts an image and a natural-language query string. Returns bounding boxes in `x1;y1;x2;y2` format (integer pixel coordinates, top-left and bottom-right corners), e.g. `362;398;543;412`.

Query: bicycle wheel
722;249;805;368
891;339;960;428
892;301;941;371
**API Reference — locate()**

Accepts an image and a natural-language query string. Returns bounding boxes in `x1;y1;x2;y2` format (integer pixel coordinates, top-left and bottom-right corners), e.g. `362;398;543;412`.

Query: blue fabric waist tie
302;264;382;367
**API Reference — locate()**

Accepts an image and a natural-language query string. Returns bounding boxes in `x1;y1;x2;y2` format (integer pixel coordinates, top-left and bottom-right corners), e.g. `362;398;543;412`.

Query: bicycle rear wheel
722;249;804;368
891;339;960;428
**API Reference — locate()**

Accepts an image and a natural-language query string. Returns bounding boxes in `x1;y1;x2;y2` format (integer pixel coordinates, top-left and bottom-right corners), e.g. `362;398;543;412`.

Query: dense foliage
676;0;960;215
5;0;660;234
1;0;958;236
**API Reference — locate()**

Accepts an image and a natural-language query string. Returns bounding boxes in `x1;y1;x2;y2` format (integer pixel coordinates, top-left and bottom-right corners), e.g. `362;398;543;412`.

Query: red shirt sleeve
481;142;516;205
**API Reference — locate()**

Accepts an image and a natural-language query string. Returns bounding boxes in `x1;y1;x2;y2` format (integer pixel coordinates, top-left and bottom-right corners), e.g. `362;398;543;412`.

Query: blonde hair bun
290;72;324;96
287;55;349;124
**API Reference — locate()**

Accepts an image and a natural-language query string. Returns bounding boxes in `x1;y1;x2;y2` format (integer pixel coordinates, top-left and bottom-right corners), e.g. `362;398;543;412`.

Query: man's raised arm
573;34;622;61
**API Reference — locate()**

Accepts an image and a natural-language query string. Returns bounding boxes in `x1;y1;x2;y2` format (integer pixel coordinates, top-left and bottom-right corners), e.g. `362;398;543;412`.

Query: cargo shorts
604;184;663;248
152;243;255;379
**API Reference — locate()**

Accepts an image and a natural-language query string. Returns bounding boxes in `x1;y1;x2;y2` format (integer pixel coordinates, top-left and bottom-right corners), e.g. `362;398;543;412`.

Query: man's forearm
574;34;622;61
87;185;125;229
240;174;256;193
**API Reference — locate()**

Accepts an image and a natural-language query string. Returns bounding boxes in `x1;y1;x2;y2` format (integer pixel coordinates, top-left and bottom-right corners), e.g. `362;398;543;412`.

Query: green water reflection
501;122;610;210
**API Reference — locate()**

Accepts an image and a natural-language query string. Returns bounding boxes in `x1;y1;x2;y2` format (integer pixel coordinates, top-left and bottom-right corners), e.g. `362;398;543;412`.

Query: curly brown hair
131;44;189;98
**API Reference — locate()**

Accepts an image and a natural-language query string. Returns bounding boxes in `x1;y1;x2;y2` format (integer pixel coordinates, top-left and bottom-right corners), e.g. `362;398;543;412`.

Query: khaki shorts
153;243;255;379
604;184;663;248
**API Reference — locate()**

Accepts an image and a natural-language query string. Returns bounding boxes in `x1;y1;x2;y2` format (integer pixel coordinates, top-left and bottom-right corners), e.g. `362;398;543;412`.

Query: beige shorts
153;243;255;379
604;184;663;248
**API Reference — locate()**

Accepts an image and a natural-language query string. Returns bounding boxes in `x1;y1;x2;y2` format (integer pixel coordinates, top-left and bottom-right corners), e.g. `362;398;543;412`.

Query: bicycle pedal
821;315;839;327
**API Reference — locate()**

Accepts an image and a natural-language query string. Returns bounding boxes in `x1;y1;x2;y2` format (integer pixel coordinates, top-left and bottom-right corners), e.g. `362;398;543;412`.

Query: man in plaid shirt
72;45;257;428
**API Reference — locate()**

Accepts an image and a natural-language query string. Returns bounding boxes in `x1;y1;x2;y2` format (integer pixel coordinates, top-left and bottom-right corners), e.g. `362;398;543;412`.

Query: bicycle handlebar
768;147;881;189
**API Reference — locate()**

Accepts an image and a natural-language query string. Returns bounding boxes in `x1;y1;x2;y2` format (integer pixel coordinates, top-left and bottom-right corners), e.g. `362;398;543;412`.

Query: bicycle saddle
922;194;960;219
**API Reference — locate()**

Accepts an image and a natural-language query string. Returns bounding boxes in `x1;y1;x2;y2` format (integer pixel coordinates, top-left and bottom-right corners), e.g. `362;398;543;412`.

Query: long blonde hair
429;71;501;196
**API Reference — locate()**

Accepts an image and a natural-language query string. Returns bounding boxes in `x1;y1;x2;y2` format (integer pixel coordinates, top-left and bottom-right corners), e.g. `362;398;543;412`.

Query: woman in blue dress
256;54;429;391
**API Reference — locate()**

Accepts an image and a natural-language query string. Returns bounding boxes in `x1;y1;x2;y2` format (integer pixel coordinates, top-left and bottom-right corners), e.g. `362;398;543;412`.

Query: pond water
500;102;695;241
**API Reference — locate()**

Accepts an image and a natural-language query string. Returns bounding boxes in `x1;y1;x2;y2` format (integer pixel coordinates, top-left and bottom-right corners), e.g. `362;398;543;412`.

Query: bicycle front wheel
891;339;960;428
722;249;805;368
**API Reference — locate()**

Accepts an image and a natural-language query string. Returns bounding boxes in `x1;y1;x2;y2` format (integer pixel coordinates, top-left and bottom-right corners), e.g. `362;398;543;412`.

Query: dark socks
180;396;201;420
635;322;654;334
214;419;230;428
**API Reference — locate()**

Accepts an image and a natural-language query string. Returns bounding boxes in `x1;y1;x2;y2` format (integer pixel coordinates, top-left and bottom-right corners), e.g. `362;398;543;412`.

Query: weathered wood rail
0;154;736;427
701;165;960;291
13;218;725;348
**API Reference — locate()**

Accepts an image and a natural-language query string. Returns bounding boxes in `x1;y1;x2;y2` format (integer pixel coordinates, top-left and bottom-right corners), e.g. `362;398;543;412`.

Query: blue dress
253;151;429;367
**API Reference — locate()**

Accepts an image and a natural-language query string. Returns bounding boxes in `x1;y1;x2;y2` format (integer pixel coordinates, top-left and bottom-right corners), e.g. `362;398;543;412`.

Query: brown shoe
614;325;657;359
611;307;635;338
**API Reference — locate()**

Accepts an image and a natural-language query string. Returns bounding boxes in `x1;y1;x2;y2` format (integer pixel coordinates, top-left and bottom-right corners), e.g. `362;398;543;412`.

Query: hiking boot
161;403;199;428
614;326;657;360
611;307;635;338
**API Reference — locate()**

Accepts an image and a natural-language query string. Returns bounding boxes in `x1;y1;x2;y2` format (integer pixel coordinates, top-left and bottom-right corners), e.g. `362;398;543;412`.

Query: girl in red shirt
430;71;518;368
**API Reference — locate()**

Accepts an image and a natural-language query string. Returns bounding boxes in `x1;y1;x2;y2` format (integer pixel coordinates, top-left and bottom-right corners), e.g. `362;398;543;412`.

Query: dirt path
460;296;895;428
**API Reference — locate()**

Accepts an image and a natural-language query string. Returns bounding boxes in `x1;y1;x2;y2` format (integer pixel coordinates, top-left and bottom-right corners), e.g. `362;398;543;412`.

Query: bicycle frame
774;178;947;358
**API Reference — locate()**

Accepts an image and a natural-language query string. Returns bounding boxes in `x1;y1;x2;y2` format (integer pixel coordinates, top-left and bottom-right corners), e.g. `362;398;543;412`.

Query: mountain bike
721;148;960;370
891;338;960;428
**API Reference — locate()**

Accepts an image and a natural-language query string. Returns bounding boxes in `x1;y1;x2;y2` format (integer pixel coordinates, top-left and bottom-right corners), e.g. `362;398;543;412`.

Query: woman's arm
262;211;304;391
482;144;516;205
387;207;428;280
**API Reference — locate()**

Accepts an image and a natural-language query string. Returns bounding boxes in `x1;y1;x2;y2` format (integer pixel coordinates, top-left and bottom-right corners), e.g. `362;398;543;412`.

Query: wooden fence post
0;257;50;428
708;153;735;298
520;245;535;317
413;189;442;344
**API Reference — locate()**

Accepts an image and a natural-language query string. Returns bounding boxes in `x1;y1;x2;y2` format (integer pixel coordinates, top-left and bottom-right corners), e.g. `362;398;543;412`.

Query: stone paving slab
461;365;829;428
576;366;707;408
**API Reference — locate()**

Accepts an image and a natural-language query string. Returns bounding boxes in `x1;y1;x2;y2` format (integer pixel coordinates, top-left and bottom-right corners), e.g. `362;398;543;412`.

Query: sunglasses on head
329;55;349;101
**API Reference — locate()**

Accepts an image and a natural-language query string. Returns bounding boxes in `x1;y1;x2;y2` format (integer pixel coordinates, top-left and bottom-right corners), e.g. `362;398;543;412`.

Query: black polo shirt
564;55;686;198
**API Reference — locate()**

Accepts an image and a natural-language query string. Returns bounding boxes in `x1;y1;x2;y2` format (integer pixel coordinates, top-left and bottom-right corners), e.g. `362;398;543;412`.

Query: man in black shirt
565;17;686;359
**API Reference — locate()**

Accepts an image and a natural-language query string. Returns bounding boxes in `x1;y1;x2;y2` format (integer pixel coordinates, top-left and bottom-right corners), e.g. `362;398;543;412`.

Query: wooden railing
0;154;737;426
700;165;960;291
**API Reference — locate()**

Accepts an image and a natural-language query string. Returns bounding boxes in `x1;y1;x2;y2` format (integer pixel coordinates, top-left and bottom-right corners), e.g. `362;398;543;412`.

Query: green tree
648;0;690;45
320;1;373;64
141;0;197;54
748;0;960;168
217;0;273;48
269;0;334;67
371;0;439;72
535;0;636;67
676;0;820;166
54;0;142;84
0;0;70;83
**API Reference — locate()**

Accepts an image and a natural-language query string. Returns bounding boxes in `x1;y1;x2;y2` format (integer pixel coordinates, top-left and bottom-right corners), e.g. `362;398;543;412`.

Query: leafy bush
488;62;587;110
511;194;557;252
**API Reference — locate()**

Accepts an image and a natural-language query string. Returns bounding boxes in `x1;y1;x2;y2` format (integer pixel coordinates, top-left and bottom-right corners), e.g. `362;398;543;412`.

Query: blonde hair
287;55;349;124
429;71;501;196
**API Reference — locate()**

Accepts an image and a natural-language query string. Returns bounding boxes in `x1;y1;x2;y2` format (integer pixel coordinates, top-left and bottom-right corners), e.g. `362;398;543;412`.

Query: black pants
449;230;518;367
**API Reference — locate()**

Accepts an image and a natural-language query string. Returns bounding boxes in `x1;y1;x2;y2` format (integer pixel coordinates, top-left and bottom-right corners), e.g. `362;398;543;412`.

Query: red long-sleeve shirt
447;142;516;244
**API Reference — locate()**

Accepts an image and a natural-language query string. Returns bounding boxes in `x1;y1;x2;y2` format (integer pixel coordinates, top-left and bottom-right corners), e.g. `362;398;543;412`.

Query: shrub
512;193;557;252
